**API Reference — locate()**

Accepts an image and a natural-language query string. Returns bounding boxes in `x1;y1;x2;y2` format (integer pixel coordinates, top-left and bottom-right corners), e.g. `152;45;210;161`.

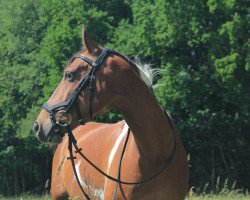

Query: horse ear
82;28;101;56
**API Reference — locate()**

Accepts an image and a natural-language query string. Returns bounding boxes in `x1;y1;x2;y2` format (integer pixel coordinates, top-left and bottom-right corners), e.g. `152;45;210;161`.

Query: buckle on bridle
55;110;72;127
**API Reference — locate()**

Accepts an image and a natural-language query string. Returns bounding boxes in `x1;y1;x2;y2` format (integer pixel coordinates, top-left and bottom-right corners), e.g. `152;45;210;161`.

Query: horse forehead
68;59;82;69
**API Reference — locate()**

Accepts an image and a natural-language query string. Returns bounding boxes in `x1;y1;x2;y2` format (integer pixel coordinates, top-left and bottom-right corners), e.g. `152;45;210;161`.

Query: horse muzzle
33;119;63;144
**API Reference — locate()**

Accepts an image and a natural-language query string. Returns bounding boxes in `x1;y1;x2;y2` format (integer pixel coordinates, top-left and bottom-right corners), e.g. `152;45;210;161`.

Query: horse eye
65;71;74;81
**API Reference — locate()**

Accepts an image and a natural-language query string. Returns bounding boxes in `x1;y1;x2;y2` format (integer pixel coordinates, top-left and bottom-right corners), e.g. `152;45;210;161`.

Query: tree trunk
13;165;20;195
211;149;215;192
20;166;26;193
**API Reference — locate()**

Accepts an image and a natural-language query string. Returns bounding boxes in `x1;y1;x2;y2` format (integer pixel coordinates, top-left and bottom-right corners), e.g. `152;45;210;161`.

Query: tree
111;0;250;190
0;0;131;195
0;0;249;195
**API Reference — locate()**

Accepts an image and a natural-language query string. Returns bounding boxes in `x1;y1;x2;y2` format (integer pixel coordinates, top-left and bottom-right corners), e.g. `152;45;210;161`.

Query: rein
65;124;131;200
42;48;176;199
63;112;175;200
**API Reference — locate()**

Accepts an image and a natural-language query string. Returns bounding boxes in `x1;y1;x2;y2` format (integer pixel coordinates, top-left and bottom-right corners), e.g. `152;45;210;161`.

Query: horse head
33;29;140;143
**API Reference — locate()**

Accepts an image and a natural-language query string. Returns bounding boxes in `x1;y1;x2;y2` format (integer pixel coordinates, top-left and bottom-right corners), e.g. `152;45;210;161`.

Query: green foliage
111;0;249;191
0;0;130;195
0;0;249;196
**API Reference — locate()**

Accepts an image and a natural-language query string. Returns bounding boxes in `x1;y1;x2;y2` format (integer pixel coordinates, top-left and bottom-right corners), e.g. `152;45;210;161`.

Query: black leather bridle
42;48;113;137
42;48;176;200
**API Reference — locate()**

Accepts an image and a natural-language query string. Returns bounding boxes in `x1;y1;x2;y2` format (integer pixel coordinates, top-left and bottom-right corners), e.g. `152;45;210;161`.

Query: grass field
0;194;249;200
186;194;250;200
0;196;50;200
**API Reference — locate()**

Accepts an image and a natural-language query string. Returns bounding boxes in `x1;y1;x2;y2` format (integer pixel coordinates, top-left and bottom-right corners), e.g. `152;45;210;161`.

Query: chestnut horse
33;29;188;200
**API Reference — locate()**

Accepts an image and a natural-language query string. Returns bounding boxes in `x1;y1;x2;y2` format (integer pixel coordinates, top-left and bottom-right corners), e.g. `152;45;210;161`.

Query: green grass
2;177;249;199
185;177;250;200
186;194;250;200
0;195;50;200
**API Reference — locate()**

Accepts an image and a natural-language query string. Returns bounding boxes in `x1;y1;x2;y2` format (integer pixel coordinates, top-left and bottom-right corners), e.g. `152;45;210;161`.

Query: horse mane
132;56;159;88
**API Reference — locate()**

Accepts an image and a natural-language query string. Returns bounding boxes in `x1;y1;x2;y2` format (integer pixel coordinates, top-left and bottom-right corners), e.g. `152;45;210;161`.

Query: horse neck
115;78;175;165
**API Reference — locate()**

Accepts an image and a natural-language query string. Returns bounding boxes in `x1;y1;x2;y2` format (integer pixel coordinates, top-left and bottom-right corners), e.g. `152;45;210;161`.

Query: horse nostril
33;122;41;134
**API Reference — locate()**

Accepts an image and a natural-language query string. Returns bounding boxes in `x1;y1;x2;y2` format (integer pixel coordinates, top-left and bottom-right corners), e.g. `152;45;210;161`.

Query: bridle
42;47;137;136
42;48;176;200
42;48;113;137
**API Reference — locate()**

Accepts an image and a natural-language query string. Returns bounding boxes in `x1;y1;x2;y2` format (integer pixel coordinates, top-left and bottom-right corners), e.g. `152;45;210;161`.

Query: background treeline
0;0;249;196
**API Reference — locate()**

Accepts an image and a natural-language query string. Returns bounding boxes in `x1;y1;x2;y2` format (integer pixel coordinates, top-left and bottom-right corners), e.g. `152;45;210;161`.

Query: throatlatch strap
88;71;95;121
75;100;85;125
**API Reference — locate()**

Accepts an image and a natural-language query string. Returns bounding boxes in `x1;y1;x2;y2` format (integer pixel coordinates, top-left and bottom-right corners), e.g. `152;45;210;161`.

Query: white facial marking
107;123;129;174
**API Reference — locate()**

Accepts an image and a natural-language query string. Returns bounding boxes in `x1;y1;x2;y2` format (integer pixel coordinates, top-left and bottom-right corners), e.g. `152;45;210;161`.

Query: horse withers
33;29;189;200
